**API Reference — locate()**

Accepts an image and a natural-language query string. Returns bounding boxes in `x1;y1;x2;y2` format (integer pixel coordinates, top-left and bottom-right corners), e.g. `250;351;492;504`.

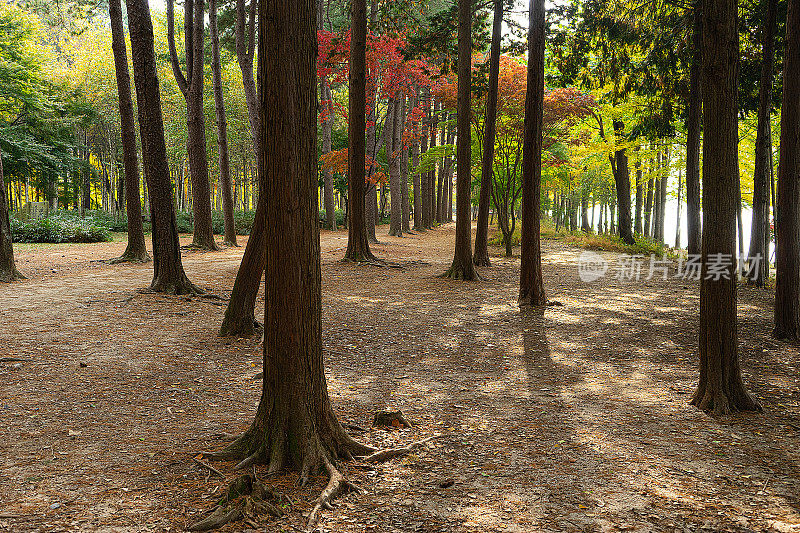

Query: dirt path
1;225;799;532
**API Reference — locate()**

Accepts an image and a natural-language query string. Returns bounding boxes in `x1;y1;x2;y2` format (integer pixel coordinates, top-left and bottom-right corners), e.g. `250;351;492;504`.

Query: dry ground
1;224;799;533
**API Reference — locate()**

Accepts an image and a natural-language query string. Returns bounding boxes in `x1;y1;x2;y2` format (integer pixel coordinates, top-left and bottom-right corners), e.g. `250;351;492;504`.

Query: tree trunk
675;168;683;248
167;0;217;250
612;120;635;244
748;0;777;286
213;4;373;525
774;0;800;340
686;0;703;256
411;88;422;230
443;0;477;280
518;0;547;305
126;0;199;294
343;0;375;261
634;156;643;235
0;152;24;282
657;147;669;244
424;98;436;229
319;0;336;231
473;0;502;266
210;0;238;246
400;96;411;233
580;188;590;232
644;163;654;239
109;0;149;263
691;0;760;414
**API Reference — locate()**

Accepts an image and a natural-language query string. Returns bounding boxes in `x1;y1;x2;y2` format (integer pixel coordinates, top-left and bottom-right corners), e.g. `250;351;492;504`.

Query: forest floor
1;223;799;533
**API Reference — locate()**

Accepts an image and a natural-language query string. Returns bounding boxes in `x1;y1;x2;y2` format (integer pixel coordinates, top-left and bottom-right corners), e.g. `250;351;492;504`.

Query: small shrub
11;213;111;243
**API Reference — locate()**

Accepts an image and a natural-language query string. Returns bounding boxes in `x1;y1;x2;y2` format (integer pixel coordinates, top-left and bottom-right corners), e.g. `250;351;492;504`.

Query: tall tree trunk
473;0;502;266
411;88;422;230
675;168;683;248
748;0;777;286
388;98;403;236
400;96;411;233
167;0;218;250
580;188;590;232
691;0;760;414
207;3;374;530
424;99;437;229
518;0;547;305
320;82;336;230
0;152;24;282
657;147;669;244
634;156;643;235
109;0;149;263
126;0;199;294
686;0;703;256
644;162;654;238
612;120;635;244
443;0;477;280
774;0;800;340
210;0;238;246
343;0;375;261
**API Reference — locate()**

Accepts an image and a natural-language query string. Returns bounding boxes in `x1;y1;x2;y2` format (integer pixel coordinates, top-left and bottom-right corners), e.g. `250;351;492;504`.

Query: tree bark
411;88;423;230
634;156;643;235
473;0;502;266
344;0;375;261
518;0;547;305
387;98;403;236
691;0;760;414
126;0;199;294
109;0;149;264
612;120;635;245
686;0;703;256
213;0;373;511
644;160;654;239
675;168;683;248
167;0;217;250
0;151;24;282
774;0;800;340
748;0;777;286
400;96;411;233
442;0;477;280
210;0;238;246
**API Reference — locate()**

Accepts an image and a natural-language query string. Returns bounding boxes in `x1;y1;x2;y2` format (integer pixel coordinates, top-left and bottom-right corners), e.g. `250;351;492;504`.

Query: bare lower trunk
213;6;373;528
0;152;23;282
691;0;759;414
634;156;643;235
210;0;237;246
518;0;547;305
109;0;149;263
748;0;777;286
612;120;635;245
774;0;800;340
127;0;199;294
474;1;502;266
400;97;411;233
168;0;218;250
411;88;422;230
686;0;703;256
343;0;375;262
387;98;403;237
443;0;477;280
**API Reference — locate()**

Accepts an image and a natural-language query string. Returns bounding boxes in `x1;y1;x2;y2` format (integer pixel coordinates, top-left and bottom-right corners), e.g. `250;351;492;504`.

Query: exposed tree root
0;267;26;283
188;474;286;531
357;435;443;463
192;456;225;478
107;252;151;264
306;457;360;531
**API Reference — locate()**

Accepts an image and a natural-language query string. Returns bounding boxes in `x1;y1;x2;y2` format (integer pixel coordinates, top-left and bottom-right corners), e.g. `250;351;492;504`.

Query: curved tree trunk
126;0;199;294
210;0;238;246
167;0;218;250
0;152;24;283
442;0;477;280
774;0;800;340
109;0;149;264
343;0;375;262
691;0;759;414
685;0;703;256
219;0;265;337
748;0;777;286
213;3;373;523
